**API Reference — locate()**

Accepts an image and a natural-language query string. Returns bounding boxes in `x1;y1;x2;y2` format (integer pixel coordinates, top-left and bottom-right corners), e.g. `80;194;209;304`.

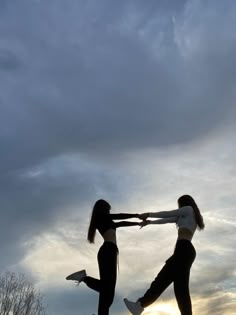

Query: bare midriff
102;228;117;245
177;227;193;241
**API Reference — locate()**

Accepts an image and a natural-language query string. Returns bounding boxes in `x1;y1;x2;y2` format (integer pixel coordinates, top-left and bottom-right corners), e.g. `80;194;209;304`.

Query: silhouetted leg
174;268;192;315
97;243;117;315
139;258;175;308
83;276;101;292
173;240;195;315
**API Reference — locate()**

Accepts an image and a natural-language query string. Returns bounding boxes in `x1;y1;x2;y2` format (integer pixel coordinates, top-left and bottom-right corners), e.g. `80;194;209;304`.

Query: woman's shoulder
179;206;194;215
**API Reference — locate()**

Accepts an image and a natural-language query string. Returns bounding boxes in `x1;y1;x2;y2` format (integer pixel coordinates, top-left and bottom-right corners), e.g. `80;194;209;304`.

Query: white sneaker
123;298;144;315
66;269;86;283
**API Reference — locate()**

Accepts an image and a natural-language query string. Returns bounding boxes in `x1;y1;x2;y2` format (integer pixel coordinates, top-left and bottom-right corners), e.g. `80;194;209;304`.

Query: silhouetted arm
109;213;139;220
147;217;177;224
141;217;176;228
115;221;140;228
149;210;179;218
141;206;191;219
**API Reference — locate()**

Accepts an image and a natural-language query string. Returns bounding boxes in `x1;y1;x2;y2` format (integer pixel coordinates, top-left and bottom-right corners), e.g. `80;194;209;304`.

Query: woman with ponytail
124;195;204;315
66;199;141;315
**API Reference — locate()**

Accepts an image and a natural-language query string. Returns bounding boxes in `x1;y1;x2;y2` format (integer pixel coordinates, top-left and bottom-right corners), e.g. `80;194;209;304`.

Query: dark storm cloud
0;155;128;268
1;0;236;175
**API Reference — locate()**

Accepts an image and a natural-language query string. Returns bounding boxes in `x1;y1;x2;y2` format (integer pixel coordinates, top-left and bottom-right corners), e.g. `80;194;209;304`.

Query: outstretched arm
109;213;140;220
115;221;141;228
140;206;191;220
149;210;179;218
141;217;177;228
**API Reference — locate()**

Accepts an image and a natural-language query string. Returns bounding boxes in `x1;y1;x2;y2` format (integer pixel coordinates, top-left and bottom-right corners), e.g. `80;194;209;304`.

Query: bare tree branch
0;272;47;315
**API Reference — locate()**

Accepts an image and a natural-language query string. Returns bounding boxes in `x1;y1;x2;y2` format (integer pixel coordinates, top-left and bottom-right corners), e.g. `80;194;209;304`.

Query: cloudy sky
1;0;236;314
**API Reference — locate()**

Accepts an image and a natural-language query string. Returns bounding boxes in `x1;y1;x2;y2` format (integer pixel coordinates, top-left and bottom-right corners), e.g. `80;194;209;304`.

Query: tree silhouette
0;272;47;315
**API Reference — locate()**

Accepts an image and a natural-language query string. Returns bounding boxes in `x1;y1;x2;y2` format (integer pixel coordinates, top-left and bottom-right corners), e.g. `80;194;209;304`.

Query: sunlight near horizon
143;303;177;315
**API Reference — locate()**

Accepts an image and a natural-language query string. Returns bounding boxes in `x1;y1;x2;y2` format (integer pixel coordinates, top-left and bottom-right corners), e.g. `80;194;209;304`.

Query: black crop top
96;213;139;236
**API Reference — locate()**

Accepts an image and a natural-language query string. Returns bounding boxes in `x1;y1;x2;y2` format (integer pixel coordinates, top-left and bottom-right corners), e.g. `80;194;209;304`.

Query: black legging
82;241;118;315
139;240;196;315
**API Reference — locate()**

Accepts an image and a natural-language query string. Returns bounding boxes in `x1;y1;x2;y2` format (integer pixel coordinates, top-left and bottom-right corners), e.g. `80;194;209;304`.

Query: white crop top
149;206;197;234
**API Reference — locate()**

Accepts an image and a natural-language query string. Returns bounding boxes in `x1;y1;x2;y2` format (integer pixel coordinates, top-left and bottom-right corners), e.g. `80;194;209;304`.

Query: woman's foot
123;298;144;315
66;269;86;283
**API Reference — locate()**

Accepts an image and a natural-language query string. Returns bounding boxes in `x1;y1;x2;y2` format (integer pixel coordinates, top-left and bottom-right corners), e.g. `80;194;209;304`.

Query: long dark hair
178;195;205;230
87;199;111;243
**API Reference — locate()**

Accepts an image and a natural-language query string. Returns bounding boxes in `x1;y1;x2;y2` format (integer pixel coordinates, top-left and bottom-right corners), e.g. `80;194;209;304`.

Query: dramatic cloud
0;1;235;314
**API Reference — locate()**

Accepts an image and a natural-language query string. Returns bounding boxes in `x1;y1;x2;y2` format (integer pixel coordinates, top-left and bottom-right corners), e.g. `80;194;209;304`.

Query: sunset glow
143;303;178;315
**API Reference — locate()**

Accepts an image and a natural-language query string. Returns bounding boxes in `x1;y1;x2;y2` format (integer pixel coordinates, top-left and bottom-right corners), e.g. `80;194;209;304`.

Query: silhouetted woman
66;199;141;315
124;194;205;315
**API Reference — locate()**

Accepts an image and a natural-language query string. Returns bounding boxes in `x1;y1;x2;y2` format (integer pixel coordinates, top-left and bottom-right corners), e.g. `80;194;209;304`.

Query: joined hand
139;212;149;220
140;220;150;229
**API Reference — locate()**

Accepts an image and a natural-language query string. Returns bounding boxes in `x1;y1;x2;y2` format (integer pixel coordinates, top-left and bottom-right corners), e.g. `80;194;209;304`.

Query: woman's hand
140;220;151;229
139;212;149;220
